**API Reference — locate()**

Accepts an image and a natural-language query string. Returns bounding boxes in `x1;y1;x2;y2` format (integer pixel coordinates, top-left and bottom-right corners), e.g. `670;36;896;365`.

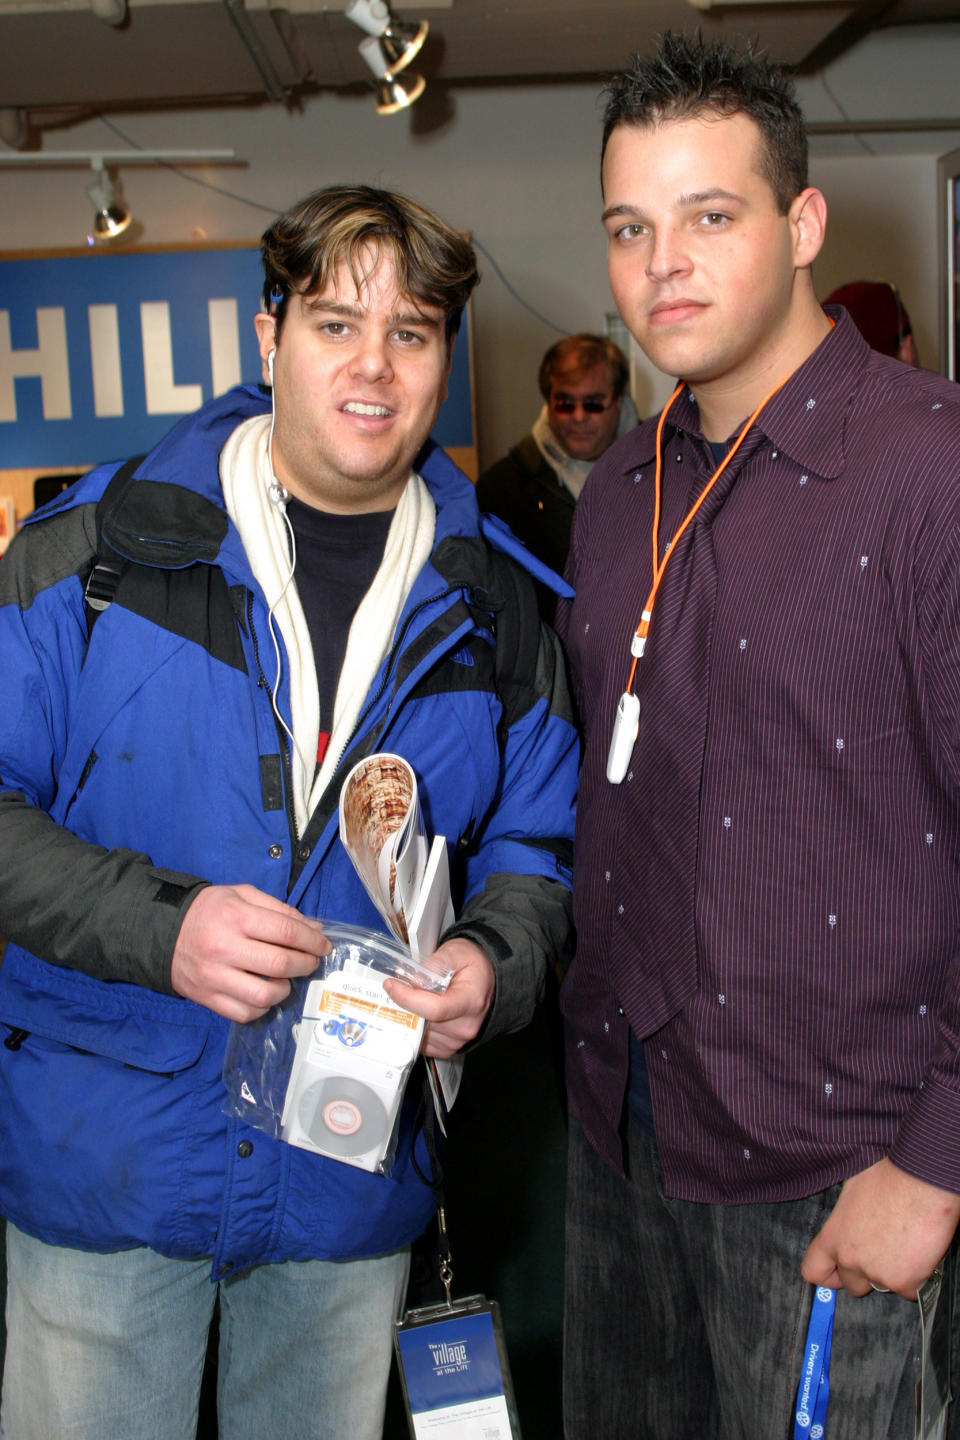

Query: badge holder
394;1206;523;1439
916;1264;950;1440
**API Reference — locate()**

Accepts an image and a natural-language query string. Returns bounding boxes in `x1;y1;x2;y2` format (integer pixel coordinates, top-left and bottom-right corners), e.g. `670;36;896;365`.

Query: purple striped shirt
557;309;960;1202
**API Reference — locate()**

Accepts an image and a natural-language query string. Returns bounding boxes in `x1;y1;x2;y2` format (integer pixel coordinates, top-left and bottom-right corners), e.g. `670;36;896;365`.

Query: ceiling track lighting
0;148;238;245
346;0;428;113
87;157;131;242
0;107;28;150
357;36;426;114
89;0;127;26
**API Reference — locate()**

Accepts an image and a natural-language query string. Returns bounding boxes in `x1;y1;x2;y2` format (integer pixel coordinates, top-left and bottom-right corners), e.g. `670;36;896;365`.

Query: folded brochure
339;754;463;1115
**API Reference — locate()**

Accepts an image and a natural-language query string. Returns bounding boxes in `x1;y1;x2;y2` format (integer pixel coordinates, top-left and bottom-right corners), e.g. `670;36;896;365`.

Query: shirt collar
612;305;870;482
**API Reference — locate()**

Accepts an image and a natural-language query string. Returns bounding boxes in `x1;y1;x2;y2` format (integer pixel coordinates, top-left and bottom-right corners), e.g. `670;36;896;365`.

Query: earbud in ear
267;348;276;384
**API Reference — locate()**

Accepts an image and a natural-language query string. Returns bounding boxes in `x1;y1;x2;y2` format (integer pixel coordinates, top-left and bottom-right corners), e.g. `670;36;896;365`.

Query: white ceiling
1;0;954;127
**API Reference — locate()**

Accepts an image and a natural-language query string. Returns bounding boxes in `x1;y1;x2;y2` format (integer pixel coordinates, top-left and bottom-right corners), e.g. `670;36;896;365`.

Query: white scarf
220;414;436;832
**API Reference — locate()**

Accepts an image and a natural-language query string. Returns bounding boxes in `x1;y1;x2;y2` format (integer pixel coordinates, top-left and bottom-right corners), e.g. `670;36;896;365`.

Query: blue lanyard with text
793;1285;836;1438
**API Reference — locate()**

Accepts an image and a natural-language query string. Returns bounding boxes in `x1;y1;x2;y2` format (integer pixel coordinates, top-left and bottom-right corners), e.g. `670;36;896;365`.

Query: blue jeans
0;1222;409;1440
564;1115;956;1440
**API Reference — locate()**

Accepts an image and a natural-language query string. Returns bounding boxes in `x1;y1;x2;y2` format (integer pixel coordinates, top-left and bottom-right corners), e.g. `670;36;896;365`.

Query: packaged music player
281;925;451;1172
222;923;453;1175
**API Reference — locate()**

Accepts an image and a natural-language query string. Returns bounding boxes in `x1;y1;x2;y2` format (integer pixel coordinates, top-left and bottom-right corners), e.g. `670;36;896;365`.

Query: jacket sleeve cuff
121;869;210;993
443;871;573;1044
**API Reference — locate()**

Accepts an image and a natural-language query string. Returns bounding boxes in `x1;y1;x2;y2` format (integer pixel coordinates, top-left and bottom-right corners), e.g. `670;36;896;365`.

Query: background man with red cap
825;278;919;365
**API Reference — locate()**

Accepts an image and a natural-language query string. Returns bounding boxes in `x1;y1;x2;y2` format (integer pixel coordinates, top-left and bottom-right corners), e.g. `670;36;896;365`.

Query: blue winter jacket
0;385;578;1278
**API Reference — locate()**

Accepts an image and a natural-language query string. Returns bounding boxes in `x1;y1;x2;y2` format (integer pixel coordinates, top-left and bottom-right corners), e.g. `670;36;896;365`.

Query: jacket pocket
0;946;220;1257
0;944;210;1070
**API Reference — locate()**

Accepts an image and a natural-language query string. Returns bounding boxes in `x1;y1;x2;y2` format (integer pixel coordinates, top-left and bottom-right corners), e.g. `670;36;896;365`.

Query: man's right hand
171;884;329;1021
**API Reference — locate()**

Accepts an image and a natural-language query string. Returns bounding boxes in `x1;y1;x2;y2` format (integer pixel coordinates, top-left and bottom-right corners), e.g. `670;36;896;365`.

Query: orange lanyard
624;375;789;694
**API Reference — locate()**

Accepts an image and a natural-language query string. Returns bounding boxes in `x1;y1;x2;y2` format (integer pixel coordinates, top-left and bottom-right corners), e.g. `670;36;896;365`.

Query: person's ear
899;333;920;368
254;312;278;385
789;187;828;271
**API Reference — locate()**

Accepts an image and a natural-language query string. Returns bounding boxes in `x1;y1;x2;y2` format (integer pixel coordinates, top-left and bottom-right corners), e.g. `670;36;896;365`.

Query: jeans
564;1115;955;1440
0;1222;409;1440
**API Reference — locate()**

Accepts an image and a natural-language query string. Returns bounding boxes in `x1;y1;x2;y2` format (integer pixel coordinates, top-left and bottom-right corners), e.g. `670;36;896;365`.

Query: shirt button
268;844;283;859
297;844;311;861
237;1140;254;1158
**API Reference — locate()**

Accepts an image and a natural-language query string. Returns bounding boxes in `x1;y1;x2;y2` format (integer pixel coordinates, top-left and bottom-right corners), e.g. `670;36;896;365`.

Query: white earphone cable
264;364;312;785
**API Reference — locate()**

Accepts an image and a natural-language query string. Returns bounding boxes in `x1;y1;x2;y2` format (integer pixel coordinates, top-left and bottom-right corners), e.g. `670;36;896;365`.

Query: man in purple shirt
558;31;960;1438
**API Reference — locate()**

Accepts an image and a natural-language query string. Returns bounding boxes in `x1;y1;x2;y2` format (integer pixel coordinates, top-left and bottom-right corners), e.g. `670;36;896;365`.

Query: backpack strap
464;544;543;754
82;455;143;634
486;547;540;705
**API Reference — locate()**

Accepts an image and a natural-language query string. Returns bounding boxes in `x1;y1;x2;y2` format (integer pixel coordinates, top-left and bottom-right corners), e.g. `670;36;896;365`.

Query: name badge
395;1294;522;1438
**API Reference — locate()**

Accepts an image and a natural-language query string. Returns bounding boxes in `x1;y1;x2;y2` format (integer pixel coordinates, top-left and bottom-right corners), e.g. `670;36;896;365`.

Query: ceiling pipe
222;0;286;102
0;149;237;165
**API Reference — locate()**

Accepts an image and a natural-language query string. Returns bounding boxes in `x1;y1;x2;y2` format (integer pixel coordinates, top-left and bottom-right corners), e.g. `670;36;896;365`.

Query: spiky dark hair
602;31;807;213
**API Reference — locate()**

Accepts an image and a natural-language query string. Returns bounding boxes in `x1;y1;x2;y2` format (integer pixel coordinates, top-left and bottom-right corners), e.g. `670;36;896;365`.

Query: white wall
2;22;959;469
811;153;942;371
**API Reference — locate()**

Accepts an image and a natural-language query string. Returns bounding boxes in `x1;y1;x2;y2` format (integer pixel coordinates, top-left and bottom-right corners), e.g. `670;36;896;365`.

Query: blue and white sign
0;247;475;469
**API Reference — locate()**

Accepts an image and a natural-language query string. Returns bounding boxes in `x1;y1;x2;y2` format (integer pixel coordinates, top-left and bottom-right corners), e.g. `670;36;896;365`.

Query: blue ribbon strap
794;1285;836;1438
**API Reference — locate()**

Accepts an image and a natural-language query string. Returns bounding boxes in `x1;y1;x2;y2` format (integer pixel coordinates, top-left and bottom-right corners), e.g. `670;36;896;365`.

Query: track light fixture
357;35;426;114
89;0;127;25
0;148;238;244
346;0;428;112
86;158;131;242
0;107;29;150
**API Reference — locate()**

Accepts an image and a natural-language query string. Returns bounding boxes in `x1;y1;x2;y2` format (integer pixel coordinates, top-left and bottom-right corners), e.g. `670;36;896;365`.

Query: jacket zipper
286;585;477;888
246;591;300;846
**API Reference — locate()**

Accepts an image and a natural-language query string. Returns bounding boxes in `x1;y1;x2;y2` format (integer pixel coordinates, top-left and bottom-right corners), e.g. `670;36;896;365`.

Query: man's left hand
382;937;496;1059
801;1157;960;1299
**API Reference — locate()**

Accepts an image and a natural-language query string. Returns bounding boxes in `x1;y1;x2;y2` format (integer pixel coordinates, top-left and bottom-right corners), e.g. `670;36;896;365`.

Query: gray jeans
564;1115;957;1440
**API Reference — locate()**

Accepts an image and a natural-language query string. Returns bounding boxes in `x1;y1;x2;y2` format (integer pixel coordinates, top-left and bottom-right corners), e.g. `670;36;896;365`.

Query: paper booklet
339;754;463;1117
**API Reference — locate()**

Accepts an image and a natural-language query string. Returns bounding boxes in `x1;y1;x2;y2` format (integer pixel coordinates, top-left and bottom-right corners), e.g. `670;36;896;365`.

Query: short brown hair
261;184;479;342
538;333;629;401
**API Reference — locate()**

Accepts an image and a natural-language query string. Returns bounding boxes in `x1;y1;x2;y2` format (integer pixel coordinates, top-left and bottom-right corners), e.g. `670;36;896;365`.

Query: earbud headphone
258;310;309;794
265;345;286;507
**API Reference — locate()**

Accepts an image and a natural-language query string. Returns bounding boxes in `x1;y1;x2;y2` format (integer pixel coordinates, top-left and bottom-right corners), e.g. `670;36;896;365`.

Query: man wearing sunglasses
477;332;635;619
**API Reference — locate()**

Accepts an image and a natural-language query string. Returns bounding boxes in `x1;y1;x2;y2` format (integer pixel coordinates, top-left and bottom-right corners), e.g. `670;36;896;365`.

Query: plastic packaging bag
222;921;452;1175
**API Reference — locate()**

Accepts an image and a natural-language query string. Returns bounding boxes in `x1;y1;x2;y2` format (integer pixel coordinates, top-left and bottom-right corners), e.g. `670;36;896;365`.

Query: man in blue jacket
0;184;578;1440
